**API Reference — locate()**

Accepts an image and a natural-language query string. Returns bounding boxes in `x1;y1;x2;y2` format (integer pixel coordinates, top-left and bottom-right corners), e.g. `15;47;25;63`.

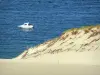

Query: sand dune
14;25;100;66
16;25;100;60
1;25;100;75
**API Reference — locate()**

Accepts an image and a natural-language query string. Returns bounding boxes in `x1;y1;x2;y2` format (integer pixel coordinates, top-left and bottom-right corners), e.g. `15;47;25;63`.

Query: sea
0;0;100;59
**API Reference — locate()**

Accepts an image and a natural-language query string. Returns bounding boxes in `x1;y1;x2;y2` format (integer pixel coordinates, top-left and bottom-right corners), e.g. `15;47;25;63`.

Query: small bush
72;30;78;35
84;29;89;34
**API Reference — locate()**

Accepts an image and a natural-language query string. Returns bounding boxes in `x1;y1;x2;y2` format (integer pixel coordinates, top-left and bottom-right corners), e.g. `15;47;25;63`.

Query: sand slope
1;25;100;75
14;25;100;65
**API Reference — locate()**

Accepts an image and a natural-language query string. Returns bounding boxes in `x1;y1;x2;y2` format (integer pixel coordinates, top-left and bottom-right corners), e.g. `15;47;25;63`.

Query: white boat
18;22;33;29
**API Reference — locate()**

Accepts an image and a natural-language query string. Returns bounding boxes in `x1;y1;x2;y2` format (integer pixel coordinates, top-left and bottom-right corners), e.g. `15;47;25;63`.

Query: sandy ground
16;51;100;65
0;59;100;75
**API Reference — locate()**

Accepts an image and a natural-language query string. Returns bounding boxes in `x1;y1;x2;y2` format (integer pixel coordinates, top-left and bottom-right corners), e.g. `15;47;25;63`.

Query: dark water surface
0;0;100;58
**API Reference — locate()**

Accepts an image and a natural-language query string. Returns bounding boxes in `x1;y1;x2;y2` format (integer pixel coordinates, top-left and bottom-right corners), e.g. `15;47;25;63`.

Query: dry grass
71;30;78;35
63;28;78;34
84;29;89;34
88;31;100;39
21;25;100;58
62;25;100;34
47;38;59;47
60;34;69;40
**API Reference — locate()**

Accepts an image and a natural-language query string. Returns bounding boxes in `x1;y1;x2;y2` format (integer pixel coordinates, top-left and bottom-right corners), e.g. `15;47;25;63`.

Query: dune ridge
15;25;100;65
1;25;100;75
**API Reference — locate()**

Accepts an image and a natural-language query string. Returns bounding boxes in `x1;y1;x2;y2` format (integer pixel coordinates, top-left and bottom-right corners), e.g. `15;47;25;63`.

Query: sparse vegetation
62;25;100;34
47;38;58;47
69;42;74;45
71;30;78;35
60;34;69;40
88;31;100;39
84;29;89;34
83;43;89;46
19;25;100;59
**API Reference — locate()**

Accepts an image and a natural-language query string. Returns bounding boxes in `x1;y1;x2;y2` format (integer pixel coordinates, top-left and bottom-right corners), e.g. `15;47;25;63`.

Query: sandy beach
0;59;100;75
0;26;100;75
1;51;100;75
0;0;100;74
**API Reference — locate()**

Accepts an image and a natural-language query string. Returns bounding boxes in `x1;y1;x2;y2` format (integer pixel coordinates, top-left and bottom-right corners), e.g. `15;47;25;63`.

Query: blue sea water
0;0;100;59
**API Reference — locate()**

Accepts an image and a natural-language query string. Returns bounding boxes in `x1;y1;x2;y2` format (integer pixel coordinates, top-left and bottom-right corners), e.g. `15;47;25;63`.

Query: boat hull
18;25;33;29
